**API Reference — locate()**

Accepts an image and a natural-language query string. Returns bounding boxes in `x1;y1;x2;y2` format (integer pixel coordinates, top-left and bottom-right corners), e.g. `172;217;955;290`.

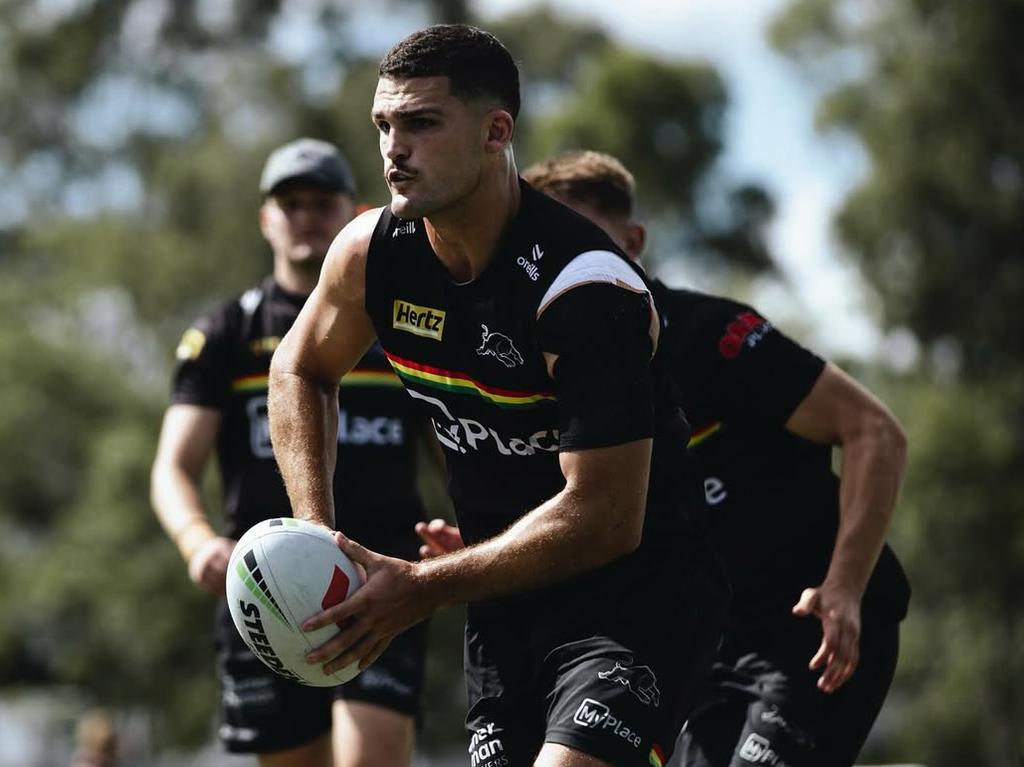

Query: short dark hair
379;24;521;120
523;151;636;218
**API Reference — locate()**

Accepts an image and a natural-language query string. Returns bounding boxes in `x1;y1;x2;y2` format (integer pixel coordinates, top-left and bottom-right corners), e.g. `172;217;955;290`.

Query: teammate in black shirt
515;151;911;767
150;138;432;767
268;26;727;767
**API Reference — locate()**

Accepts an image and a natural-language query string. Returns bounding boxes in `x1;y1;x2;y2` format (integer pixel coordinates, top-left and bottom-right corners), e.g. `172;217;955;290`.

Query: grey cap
259;138;357;196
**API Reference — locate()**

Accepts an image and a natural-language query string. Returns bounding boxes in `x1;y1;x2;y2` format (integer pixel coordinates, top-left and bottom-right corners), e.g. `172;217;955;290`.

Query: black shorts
670;616;900;767
463;552;729;767
215;600;429;754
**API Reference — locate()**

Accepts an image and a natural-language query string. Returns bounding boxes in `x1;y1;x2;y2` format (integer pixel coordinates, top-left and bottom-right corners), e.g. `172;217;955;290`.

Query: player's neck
273;260;319;297
425;165;520;284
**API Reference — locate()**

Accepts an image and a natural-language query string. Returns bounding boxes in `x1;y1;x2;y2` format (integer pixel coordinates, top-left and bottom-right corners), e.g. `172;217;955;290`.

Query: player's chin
289;244;327;264
389;193;433;220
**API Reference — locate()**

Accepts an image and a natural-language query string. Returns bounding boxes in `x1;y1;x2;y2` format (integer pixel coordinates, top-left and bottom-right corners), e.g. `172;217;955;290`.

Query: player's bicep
559;439;652;502
558;439;652;547
785;362;896;446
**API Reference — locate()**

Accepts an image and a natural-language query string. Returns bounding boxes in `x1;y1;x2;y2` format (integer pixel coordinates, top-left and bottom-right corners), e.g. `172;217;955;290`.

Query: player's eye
407;117;434;130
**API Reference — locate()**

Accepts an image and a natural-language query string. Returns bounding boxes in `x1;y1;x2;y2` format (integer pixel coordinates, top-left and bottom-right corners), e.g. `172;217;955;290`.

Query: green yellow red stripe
649;743;666;767
231;370;402;392
232;374;268;392
385;352;555;408
688;421;722;447
340;370;403;387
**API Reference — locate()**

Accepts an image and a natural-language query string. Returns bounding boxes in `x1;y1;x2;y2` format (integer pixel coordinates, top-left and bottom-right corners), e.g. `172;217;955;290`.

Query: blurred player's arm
787;362;908;691
150;404;235;593
268;210;380;529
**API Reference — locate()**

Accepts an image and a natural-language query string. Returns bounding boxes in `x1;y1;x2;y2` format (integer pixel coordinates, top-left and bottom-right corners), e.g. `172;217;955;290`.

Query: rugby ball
226;518;365;687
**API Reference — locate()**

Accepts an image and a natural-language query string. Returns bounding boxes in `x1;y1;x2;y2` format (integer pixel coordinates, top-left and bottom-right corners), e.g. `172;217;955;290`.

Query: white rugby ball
226;518;364;687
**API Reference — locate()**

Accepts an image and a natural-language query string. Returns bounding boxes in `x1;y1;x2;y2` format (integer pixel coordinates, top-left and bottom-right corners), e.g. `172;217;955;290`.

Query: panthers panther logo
597;659;661;707
476;325;524;368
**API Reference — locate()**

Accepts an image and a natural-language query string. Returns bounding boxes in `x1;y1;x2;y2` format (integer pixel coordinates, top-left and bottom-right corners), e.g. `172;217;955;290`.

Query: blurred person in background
420;149;911;767
69;709;117;767
150;138;433;767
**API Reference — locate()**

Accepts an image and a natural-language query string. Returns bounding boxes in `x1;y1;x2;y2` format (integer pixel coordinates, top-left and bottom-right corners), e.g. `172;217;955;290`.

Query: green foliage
772;0;1024;377
328;58;396;206
883;376;1024;766
488;4;612;83
774;2;1024;764
0;313;217;745
531;50;724;213
480;5;778;274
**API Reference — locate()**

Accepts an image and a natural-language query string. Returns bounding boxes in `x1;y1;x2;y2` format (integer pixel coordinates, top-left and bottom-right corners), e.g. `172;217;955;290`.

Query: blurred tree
0;294;216;744
493;5;776;274
772;0;1024;378
772;1;1024;765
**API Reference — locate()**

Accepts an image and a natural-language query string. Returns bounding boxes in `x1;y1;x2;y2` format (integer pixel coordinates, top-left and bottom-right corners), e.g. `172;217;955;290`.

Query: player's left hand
302;532;434;675
792;581;862;693
187;536;236;595
415;518;464;559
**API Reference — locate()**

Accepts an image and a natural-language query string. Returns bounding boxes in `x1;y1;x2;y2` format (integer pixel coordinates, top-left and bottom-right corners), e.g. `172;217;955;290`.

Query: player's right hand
304;532;436;674
792;581;862;693
188;536;236;595
415;518;464;558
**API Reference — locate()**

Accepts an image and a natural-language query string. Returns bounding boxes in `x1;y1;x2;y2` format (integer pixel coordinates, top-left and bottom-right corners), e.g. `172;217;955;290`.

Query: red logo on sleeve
718;312;771;358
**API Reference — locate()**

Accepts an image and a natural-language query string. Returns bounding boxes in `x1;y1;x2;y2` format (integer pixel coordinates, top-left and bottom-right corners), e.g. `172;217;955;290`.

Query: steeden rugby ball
226;518;364;687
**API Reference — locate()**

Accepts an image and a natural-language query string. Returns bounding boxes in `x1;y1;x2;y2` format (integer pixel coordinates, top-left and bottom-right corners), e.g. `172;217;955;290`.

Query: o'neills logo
393;300;446;341
238;601;303;683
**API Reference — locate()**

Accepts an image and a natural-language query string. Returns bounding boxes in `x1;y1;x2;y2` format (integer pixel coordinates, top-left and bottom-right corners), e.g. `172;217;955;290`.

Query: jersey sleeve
537;281;657;451
691;298;825;427
170;304;236;409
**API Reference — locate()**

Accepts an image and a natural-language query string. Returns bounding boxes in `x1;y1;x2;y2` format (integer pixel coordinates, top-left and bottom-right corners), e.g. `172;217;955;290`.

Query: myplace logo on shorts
573;698;610;727
572;698;642;749
738;733;780;765
393;300;446;341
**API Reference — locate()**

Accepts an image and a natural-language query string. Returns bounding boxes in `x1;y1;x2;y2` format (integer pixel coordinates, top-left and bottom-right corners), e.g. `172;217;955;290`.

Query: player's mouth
387;169;416;188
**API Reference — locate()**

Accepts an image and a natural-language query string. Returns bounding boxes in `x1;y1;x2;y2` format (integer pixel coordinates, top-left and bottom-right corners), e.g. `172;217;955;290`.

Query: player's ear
623;222;647;262
483;110;514;152
258;201;272;238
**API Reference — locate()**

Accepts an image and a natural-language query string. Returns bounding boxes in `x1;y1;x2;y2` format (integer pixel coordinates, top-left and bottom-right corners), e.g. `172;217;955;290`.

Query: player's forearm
827;413;908;595
412;483;644;609
150;465;217;560
267;368;339;528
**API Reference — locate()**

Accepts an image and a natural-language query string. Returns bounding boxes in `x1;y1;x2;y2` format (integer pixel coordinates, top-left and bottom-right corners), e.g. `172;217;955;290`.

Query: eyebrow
371;106;443;123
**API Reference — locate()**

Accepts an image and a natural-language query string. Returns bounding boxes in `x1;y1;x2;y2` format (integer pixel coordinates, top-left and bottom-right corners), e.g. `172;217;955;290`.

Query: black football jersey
363;182;703;611
171;275;426;552
651;281;910;625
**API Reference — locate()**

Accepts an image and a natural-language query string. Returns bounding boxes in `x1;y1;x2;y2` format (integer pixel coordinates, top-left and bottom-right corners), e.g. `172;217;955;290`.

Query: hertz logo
393;300;446;341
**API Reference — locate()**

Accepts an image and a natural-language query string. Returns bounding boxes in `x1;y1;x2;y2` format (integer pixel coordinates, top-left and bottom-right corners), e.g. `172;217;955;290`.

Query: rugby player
150;138;432;767
421;149;912;766
268;25;729;767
